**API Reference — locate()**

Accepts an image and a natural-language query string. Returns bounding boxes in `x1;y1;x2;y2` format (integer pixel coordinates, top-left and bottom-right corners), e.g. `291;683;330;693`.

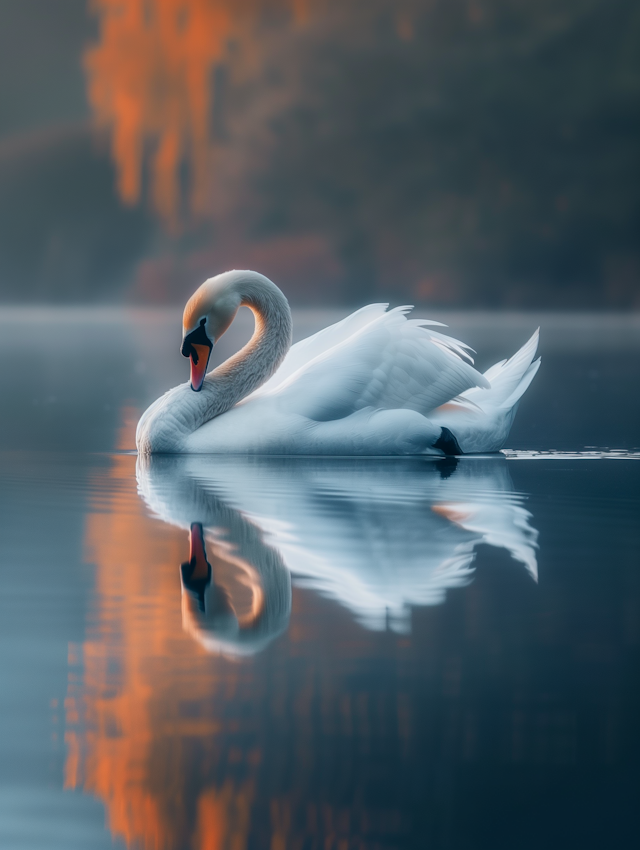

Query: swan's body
136;270;540;455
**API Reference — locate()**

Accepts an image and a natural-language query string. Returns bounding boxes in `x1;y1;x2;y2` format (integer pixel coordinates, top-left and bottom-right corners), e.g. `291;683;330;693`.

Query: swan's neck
206;276;293;414
137;275;292;453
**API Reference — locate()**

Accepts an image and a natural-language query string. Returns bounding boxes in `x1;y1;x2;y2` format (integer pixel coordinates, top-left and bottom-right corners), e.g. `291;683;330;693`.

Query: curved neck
205;274;293;413
137;273;292;454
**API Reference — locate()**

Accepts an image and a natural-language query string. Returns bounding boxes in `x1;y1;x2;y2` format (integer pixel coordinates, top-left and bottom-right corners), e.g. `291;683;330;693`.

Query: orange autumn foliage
84;0;306;228
85;1;418;231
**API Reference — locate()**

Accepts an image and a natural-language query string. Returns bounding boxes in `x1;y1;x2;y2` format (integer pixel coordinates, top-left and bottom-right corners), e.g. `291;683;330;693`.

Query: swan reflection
66;452;541;849
137;455;538;653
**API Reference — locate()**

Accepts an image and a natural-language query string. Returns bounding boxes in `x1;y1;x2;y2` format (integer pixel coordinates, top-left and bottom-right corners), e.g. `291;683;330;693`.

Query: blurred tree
0;0;637;305
214;0;640;305
0;125;153;301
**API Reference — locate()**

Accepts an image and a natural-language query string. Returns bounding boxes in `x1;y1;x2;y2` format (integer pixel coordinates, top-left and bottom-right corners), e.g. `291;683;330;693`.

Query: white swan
136;270;540;455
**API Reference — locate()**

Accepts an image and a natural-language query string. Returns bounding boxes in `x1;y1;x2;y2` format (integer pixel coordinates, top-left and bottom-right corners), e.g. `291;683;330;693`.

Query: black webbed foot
434;427;462;457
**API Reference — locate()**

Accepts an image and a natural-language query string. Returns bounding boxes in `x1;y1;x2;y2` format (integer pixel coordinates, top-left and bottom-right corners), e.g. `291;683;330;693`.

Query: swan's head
181;273;243;391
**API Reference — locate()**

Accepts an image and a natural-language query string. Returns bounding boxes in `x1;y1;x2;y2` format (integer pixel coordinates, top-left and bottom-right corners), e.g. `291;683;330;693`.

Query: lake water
0;308;638;849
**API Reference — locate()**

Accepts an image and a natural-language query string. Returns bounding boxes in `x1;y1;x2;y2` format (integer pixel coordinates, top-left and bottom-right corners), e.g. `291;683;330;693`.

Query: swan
136;270;540;455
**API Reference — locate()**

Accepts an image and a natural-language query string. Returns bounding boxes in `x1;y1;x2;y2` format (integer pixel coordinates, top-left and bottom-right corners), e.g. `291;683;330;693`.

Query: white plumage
136;270;540;455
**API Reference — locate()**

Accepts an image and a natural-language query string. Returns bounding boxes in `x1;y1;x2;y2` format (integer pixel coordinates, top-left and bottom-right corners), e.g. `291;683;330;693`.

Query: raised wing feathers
259;306;489;421
251;303;390;399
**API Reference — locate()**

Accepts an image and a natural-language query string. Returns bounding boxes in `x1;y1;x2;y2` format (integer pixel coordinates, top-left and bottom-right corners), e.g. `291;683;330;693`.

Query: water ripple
502;449;640;460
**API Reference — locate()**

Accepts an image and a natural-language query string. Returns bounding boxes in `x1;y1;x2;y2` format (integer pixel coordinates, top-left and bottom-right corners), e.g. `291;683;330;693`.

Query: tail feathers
482;359;507;383
463;329;540;409
500;357;541;410
431;329;540;453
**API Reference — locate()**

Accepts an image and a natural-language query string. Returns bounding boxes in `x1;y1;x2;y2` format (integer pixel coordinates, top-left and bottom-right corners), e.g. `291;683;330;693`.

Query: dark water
0;309;638;849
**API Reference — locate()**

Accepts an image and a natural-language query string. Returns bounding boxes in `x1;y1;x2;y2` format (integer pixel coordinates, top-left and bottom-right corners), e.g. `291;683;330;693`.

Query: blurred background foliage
0;0;638;306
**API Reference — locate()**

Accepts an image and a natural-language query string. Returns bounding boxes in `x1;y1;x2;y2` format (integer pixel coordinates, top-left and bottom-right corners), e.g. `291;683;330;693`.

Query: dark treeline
0;0;638;306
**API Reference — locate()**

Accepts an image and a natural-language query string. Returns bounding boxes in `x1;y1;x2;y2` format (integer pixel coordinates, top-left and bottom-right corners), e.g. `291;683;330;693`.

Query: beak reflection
180;523;212;611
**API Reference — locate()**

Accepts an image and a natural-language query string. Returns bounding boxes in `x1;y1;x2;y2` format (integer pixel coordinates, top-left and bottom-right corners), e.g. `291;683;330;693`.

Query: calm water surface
0;309;638;849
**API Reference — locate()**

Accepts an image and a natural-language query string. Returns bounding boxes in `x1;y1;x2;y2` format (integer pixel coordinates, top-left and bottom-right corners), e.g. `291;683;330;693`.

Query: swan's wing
253;306;489;420
249;304;390;398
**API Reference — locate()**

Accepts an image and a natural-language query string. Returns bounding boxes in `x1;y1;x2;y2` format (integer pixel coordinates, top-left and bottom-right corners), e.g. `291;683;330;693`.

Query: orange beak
189;343;211;392
181;317;213;392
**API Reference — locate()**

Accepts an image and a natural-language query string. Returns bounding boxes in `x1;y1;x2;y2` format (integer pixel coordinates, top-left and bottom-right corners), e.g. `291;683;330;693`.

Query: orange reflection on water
64;424;256;849
85;0;304;228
